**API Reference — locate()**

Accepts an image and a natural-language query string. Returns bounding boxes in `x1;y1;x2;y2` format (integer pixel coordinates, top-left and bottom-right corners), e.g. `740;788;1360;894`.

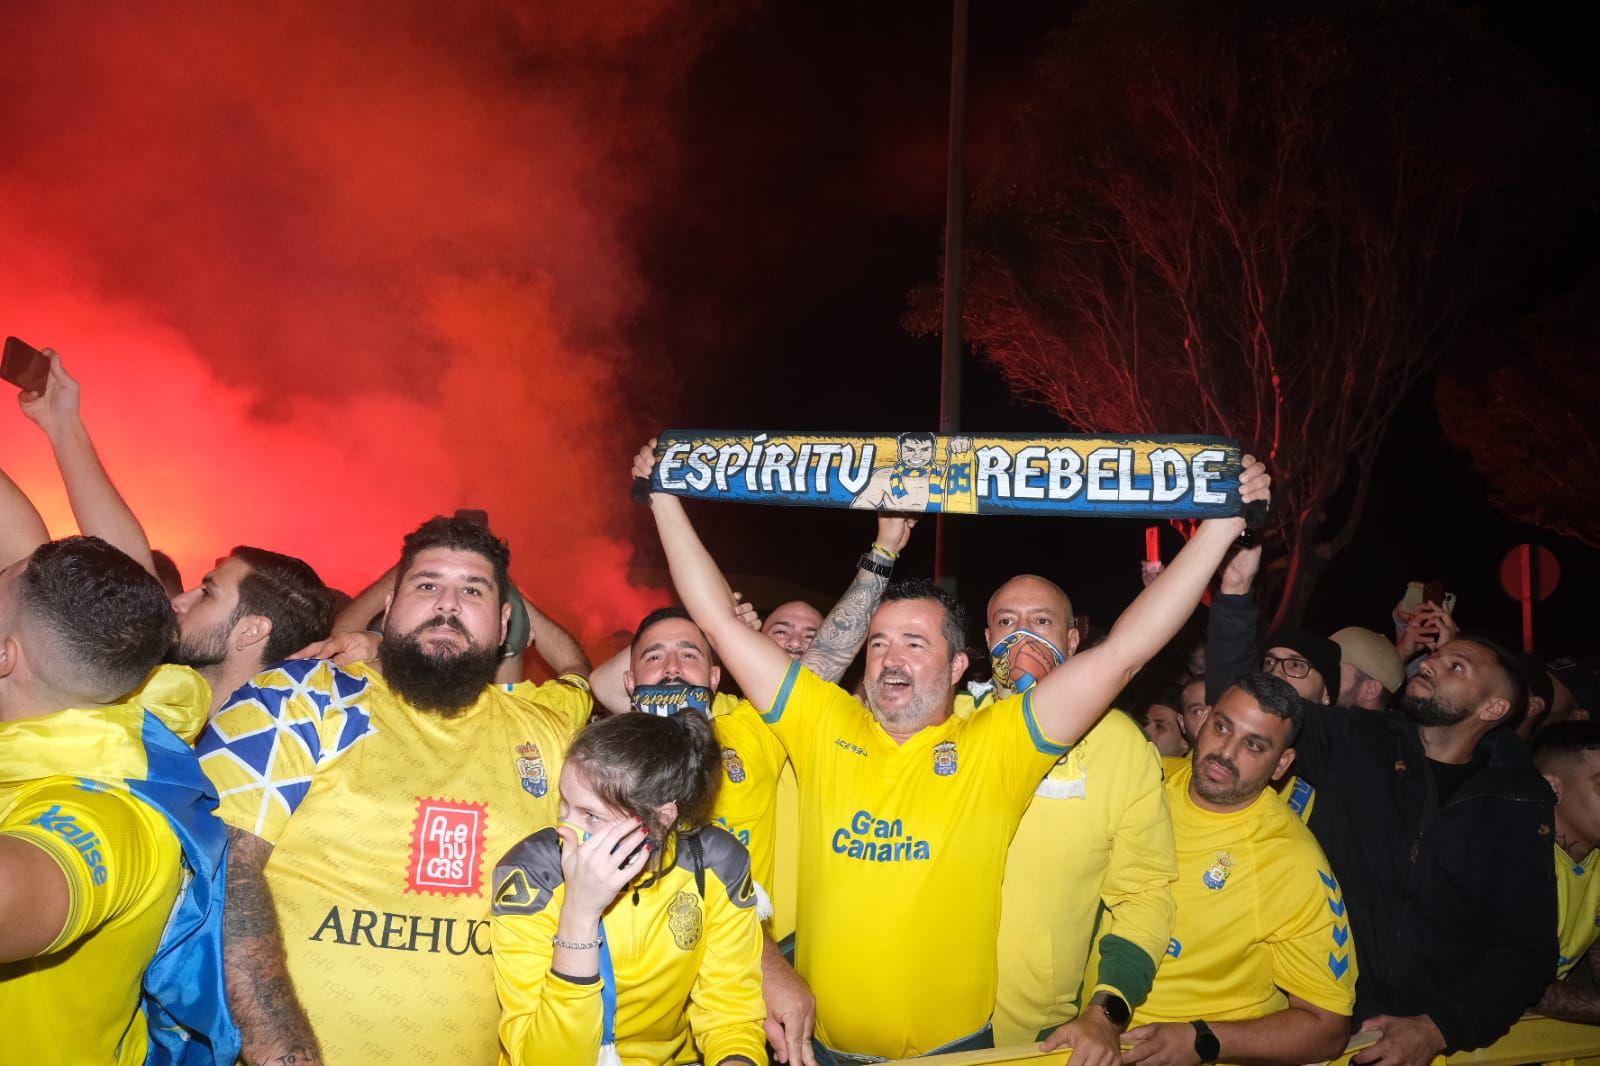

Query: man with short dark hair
8;347;334;718
198;515;593;1066
171;546;334;717
640;439;1270;1060
0;537;237;1064
1126;673;1355;1066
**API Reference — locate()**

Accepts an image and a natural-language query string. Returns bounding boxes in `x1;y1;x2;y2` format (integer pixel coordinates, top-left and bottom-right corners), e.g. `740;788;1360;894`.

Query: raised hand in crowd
1395;601;1458;661
18;348;157;576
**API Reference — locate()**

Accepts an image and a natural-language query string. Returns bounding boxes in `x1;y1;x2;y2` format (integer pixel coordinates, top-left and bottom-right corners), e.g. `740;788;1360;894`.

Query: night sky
625;0;1600;660
0;1;1593;661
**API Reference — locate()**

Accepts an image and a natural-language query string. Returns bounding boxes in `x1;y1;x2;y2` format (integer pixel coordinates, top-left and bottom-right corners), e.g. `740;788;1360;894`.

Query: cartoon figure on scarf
989;627;1068;694
851;432;973;512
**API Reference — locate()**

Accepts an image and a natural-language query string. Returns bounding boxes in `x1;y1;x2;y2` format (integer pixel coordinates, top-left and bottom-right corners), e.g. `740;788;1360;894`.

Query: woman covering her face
492;711;765;1066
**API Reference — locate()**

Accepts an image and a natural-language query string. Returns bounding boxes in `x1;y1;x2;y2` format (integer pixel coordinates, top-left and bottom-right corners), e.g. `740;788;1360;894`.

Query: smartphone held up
1;337;49;394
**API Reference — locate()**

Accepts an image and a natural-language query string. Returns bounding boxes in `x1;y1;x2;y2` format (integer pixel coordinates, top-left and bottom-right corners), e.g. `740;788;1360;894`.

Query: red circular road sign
1500;544;1560;602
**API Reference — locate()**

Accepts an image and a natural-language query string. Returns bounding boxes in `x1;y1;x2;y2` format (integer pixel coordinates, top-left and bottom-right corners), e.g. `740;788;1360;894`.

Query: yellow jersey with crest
198;659;591;1065
956;688;1177;1044
492;825;765;1066
1556;844;1600;979
763;662;1070;1058
708;692;788;910
1138;758;1357;1031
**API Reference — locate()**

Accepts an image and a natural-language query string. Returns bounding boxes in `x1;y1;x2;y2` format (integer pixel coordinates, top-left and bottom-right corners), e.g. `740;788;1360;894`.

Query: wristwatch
1191;1019;1221;1064
857;551;894;578
1087;991;1130;1031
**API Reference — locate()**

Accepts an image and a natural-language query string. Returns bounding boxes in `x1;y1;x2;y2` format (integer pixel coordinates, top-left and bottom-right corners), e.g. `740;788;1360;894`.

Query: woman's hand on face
556;817;653;921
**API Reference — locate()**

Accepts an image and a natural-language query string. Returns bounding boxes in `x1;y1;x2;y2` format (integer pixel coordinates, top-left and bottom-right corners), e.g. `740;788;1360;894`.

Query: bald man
762;601;824;659
959;573;1177;1060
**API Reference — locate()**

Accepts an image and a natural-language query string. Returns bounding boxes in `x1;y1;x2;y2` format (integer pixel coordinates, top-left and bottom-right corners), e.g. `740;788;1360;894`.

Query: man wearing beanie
1331;628;1404;712
1261;626;1341;705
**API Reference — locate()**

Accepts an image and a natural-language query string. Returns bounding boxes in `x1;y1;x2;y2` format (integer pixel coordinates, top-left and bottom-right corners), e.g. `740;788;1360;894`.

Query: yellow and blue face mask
988;630;1066;693
629;683;712;718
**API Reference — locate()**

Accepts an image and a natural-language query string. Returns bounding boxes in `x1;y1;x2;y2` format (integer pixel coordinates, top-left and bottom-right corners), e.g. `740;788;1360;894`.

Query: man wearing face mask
956;575;1178;1063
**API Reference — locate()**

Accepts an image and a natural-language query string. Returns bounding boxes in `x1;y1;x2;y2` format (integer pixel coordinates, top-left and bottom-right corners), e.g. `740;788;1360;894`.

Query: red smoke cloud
0;2;739;650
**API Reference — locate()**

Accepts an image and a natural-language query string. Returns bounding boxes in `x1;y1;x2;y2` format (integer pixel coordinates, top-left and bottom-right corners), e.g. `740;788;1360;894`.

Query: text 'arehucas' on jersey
1139;758;1357;1036
1556;844;1600;979
956;689;1177;1045
708;691;787;913
491;825;765;1066
763;662;1071;1059
197;659;591;1065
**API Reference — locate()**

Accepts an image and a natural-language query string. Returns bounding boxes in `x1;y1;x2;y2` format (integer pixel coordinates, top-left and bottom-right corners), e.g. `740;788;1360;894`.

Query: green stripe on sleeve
1095;933;1159;1007
1023;689;1072;756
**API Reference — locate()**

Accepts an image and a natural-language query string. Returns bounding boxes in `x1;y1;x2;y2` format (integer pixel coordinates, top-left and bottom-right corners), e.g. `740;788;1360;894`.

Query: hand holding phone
11;346;82;438
1;337;50;394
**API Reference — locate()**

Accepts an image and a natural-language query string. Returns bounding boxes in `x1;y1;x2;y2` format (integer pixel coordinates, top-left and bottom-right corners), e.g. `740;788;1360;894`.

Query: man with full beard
197;516;593;1066
1281;637;1556;1066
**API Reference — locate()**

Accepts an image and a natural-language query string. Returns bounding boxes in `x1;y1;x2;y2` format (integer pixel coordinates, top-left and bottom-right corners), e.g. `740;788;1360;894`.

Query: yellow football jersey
198;660;591;1065
955;690;1177;1045
1137;759;1357;1031
0;665;214;1065
708;692;788;905
764;663;1070;1058
492;825;765;1065
1556;845;1600;979
0;778;181;1065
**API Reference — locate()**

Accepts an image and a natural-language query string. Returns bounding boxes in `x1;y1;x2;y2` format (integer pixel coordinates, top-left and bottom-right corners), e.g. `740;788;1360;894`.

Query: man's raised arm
1030;457;1269;747
0;464;49;570
802;514;914;683
637;442;792;712
20;351;157;576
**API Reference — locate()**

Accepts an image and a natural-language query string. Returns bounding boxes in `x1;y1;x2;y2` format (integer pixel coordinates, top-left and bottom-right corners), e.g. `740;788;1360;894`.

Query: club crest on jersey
668;890;703;950
515;742;548;798
1202;852;1234;891
933;740;958;777
722;747;746;784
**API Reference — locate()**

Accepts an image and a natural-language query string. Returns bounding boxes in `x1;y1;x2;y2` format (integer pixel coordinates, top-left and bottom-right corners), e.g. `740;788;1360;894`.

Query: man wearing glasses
1259;627;1340;706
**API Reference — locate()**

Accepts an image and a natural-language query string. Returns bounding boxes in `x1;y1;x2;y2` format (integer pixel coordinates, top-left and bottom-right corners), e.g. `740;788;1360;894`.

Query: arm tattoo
224;827;325;1066
803;563;889;683
1534;944;1600;1024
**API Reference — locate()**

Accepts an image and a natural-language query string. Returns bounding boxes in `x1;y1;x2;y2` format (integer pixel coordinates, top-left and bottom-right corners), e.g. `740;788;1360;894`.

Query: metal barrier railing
885;1015;1600;1066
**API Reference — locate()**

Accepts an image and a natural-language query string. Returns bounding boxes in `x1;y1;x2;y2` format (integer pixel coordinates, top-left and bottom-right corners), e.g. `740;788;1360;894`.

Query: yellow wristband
870;542;899;562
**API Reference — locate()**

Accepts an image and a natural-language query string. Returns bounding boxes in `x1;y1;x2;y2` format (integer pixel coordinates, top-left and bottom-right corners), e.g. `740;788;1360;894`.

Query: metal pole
1521;544;1535;653
934;0;968;591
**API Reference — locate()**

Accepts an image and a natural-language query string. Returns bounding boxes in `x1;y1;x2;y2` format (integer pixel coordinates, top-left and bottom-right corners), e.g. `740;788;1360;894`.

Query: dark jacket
1206;593;1558;1052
